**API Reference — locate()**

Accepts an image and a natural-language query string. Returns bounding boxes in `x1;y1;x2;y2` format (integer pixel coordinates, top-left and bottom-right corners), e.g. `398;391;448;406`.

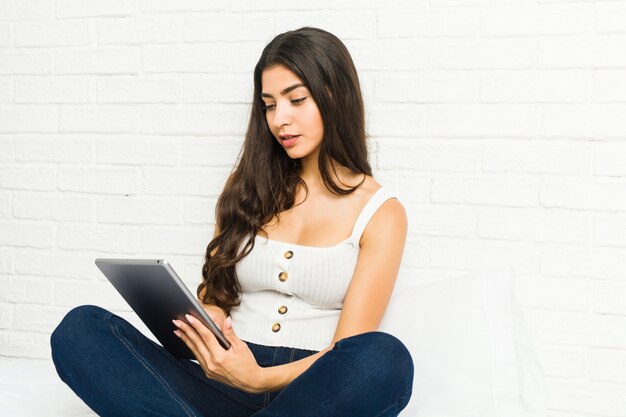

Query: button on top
272;323;281;332
278;305;288;315
284;250;294;259
278;271;288;282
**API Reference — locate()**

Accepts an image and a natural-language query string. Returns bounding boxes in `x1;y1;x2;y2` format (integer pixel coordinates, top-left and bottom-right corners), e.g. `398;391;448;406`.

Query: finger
173;319;212;362
173;328;207;369
185;314;220;348
205;316;239;355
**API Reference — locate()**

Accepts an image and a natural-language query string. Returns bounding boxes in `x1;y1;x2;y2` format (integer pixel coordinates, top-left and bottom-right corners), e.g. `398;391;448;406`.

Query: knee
50;305;111;362
339;332;414;387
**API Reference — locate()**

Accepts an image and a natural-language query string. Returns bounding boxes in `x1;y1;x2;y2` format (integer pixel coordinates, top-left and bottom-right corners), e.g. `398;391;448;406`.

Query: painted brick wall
1;1;626;415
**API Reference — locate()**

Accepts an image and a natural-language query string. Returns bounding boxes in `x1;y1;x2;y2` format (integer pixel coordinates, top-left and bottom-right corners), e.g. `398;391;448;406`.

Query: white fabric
231;187;397;351
380;266;547;417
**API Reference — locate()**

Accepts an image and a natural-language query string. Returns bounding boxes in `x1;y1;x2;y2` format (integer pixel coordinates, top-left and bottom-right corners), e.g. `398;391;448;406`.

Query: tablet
95;258;231;359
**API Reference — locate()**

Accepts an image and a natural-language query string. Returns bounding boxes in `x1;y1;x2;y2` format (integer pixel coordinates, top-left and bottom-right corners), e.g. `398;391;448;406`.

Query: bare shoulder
358;175;407;245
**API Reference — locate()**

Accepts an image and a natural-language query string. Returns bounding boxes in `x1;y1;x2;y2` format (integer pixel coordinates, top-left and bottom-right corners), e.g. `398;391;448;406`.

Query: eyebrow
261;83;305;98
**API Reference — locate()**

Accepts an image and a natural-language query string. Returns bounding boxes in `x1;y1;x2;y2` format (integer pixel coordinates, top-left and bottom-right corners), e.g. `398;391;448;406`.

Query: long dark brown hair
197;27;372;312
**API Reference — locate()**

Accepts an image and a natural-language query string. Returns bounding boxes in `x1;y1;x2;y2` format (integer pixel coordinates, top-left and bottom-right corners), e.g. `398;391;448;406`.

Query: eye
291;97;307;105
262;103;276;111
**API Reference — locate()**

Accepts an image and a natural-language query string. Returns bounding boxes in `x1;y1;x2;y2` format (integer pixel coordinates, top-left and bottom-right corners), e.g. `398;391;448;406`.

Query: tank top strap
348;187;398;247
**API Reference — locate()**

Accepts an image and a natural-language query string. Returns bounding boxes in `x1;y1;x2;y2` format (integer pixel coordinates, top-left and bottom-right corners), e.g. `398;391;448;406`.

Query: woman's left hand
173;314;266;394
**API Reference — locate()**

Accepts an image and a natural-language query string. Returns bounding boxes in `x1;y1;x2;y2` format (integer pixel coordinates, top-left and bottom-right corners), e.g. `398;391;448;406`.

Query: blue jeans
51;305;413;417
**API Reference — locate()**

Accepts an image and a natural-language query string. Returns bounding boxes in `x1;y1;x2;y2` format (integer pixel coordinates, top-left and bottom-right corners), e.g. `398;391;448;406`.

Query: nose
271;101;292;129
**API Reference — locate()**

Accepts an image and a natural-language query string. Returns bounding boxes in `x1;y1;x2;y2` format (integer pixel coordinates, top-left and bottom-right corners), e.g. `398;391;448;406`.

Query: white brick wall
1;1;625;415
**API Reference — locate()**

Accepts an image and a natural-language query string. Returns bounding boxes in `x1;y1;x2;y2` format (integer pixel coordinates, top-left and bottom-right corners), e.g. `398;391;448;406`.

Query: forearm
256;345;332;392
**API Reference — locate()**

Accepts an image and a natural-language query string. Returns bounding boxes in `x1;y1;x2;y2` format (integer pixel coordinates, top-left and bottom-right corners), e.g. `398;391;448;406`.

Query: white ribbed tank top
229;187;397;351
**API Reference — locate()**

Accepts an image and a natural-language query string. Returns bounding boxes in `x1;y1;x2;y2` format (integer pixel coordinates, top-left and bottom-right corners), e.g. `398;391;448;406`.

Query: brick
0;222;55;248
185;13;276;42
432;175;539;207
428;104;540;138
399;239;429;269
541;244;626;281
0;105;58;133
226;41;271;74
0;78;12;103
143;44;230;73
15;250;96;280
481;4;589;36
596;1;626;34
483;140;591;175
181;75;251;104
142;226;212;256
231;0;323;11
594;142;626;176
274;12;377;40
0;23;11;47
0;275;53;304
548;379;626;415
143;168;228;197
595;70;626;102
594;280;626;316
0;166;56;191
58;223;140;253
374;73;477;103
481;70;588;103
0;330;51;358
404;204;477;238
57;166;140;195
181;137;243;167
530;310;590;346
0;192;9;218
60;105;140;133
98;196;181;225
13;193;93;222
0;52;50;75
97;77;179;104
141;104;248;135
478;207;588;244
54;280;129;310
595;213;626;248
539;39;626;69
14;304;67;333
141;0;227;12
515;274;589;312
378;8;478;38
590;348;626;384
541;179;626;211
15;135;93;163
96;136;181;165
367;103;428;138
536;347;585;378
57;0;139;18
98;16;182;44
0;135;13;162
0;0;52;20
430;237;535;274
0;248;14;273
0;303;12;329
55;47;140;75
377;138;481;172
15;76;90;104
14;21;91;47
183;198;215;225
429;41;534;70
542;104;626;139
371;169;431;204
348;39;427;71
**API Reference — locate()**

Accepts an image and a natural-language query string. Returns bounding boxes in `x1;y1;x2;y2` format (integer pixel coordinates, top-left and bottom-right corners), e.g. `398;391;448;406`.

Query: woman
51;27;413;417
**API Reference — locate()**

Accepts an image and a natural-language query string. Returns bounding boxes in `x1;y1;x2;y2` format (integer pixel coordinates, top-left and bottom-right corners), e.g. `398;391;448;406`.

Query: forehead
261;65;305;92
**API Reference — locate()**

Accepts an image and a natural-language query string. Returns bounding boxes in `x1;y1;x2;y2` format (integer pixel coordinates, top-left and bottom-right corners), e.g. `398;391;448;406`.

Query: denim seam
149;337;263;411
109;318;198;417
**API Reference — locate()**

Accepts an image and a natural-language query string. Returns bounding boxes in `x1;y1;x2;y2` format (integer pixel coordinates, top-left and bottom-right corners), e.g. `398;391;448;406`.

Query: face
261;65;324;161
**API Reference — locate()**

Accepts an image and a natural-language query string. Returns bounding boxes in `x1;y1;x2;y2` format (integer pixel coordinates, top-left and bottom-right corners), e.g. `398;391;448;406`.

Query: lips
279;134;300;148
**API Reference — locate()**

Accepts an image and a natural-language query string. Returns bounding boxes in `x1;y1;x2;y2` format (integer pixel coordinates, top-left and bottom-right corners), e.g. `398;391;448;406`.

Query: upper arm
331;198;407;344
